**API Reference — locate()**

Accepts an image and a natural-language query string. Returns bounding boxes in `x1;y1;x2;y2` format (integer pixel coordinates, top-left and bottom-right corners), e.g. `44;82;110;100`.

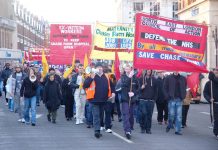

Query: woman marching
44;73;62;124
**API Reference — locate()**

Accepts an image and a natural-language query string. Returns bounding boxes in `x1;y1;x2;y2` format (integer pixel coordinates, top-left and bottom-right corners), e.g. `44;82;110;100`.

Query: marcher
20;68;38;126
83;62;115;139
71;64;86;125
120;64;139;139
11;65;26;122
203;67;218;138
182;88;192;128
138;70;157;134
156;71;168;125
44;74;62;124
164;72;187;135
62;73;74;121
1;63;12;105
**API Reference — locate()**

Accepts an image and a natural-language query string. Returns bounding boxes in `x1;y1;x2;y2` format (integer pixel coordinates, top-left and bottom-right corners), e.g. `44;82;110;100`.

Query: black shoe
166;127;170;133
37;103;40;106
52;120;56;124
125;132;131;139
66;118;70;121
94;132;102;139
87;125;91;128
31;123;36;126
175;132;182;135
118;117;122;122
146;130;152;134
141;129;145;134
47;114;51;122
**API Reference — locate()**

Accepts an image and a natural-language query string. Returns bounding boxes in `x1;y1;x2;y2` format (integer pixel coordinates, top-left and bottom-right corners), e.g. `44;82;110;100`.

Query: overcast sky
18;0;117;24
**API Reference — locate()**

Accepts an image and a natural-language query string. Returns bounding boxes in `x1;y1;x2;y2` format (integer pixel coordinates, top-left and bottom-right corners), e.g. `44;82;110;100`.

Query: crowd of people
0;61;218;140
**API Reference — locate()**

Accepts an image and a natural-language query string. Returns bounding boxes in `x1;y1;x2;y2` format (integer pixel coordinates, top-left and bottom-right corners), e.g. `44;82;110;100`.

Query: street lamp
212;26;218;67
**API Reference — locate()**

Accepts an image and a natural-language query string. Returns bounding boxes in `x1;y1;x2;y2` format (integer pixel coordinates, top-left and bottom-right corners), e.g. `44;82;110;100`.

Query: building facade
13;0;49;52
178;0;218;69
116;0;179;24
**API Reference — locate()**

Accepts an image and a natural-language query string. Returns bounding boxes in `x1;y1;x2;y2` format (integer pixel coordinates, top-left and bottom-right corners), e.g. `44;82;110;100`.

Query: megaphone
85;66;98;74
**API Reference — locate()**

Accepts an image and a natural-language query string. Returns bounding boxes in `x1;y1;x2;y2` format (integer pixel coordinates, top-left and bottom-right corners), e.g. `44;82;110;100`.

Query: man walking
163;72;187;135
83;62;115;138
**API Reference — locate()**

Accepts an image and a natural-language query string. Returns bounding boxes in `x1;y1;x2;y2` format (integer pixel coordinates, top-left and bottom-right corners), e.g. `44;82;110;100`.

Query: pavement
0;98;217;150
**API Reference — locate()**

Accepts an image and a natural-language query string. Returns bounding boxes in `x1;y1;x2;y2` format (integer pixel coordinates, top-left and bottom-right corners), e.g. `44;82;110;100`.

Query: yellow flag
63;52;75;79
83;53;88;69
111;61;114;74
41;50;49;78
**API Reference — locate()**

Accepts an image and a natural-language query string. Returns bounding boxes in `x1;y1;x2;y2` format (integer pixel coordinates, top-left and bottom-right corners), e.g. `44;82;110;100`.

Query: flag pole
210;81;214;125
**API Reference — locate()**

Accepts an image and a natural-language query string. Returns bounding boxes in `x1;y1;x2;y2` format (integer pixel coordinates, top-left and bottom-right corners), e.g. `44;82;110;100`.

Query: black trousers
213;103;218;136
182;105;190;126
156;101;168;122
65;95;74;119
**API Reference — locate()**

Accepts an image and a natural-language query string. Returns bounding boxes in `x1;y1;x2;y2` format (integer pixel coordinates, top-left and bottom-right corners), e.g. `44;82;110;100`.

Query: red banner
27;48;50;61
50;24;92;64
187;73;200;97
134;13;208;73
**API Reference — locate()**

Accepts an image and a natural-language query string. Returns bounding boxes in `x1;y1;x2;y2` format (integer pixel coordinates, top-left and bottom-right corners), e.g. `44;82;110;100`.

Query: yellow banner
94;23;134;52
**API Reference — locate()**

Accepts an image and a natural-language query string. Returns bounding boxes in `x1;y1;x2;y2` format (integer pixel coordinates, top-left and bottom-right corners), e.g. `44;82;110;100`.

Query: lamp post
212;26;218;67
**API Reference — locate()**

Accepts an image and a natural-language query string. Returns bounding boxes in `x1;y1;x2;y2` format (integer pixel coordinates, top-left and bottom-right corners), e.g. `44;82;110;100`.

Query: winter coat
138;75;158;101
120;74;139;103
1;68;12;88
20;77;38;98
156;77;167;103
70;73;79;95
44;74;62;86
62;78;74;100
203;72;218;103
83;74;115;104
44;80;62;111
163;74;187;101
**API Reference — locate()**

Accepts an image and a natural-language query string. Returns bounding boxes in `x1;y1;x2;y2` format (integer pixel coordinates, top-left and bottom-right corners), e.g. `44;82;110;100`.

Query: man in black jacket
156;71;168;125
163;72;187;135
138;70;157;134
120;64;139;139
83;62;115;139
1;63;12;105
204;67;218;138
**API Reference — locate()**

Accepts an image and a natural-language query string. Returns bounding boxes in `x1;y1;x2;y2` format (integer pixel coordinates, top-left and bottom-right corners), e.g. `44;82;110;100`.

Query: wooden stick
210;81;214;125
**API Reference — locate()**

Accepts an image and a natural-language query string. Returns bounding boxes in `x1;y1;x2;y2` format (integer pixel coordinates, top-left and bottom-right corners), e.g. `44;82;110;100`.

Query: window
173;2;178;19
133;2;143;12
150;2;160;16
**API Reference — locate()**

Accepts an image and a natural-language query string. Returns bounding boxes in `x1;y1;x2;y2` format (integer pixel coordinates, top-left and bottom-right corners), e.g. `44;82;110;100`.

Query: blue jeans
86;102;93;126
121;102;134;133
36;86;41;105
138;100;155;131
167;99;182;133
8;99;14;112
101;101;112;129
24;96;36;124
92;103;104;132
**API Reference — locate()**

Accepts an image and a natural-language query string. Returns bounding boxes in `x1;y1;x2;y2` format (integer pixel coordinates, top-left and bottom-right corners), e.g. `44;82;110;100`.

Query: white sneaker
100;127;105;131
105;129;112;133
21;118;25;123
18;119;22;122
79;119;84;124
75;120;80;125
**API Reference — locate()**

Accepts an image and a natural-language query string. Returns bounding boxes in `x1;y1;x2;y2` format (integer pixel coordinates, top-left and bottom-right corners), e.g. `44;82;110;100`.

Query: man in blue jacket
83;62;115;139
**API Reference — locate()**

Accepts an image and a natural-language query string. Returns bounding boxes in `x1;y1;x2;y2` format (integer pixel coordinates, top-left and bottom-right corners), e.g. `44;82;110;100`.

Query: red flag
187;73;200;97
115;52;120;80
136;69;143;78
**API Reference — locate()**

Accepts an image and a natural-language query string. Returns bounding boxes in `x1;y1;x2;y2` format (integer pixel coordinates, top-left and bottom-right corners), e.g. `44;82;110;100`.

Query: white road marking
200;112;210;115
112;131;134;144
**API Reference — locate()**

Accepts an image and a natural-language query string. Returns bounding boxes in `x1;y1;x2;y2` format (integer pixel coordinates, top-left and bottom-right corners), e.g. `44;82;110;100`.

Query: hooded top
203;71;218;103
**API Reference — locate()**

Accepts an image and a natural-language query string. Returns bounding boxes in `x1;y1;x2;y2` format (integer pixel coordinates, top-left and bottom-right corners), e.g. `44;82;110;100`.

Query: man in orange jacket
83;62;115;138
